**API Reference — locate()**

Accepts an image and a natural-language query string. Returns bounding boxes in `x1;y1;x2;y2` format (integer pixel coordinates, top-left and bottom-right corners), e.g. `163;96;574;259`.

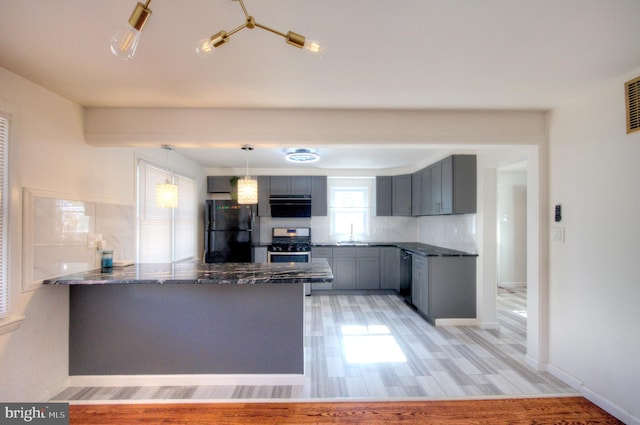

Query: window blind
174;174;196;262
0;115;9;319
137;160;196;263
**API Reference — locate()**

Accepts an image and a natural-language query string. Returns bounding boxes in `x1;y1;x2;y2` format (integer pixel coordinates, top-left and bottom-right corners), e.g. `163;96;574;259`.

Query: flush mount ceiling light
156;145;179;209
237;145;258;205
111;0;323;60
285;149;320;164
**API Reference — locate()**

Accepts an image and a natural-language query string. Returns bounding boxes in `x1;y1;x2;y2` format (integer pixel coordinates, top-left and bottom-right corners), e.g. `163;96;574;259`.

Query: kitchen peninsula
44;261;333;386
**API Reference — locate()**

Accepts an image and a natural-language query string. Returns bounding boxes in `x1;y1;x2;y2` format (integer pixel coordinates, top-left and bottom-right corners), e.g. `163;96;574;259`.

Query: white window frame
136;160;197;263
0;112;25;335
0;114;9;319
328;177;374;240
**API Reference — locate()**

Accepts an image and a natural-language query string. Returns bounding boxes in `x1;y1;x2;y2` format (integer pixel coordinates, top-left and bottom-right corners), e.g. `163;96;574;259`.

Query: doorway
496;163;528;334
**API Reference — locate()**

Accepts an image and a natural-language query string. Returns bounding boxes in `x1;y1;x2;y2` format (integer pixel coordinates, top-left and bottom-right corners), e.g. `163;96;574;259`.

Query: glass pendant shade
110;1;152;60
237;176;258;205
157;180;178;208
110;26;142;60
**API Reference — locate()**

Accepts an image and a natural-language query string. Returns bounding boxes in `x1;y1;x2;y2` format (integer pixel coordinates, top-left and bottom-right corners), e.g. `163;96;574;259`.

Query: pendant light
111;0;323;60
110;0;153;60
237;145;258;205
156;145;179;208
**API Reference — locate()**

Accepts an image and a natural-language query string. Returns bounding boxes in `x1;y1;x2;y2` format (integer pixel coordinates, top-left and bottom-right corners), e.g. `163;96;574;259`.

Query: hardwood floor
69;397;624;424
53;289;575;401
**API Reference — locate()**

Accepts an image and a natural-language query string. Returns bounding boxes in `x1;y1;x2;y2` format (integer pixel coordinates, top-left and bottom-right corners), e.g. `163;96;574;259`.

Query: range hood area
269;195;312;218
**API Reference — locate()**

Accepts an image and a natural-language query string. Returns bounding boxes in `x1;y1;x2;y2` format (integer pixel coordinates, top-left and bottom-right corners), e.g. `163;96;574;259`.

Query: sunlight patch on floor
341;325;407;364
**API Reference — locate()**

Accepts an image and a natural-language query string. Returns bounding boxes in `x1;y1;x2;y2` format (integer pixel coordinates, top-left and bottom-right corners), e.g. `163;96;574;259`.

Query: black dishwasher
399;250;412;304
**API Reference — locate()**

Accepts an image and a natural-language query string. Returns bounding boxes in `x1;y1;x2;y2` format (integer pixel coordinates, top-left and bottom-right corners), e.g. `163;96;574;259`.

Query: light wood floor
53;287;576;402
69;397;624;424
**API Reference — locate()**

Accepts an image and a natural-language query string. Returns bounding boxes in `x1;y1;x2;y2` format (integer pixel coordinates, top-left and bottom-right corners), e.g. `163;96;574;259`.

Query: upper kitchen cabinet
376;175;412;216
392;174;412;216
429;155;476;215
257;176;327;217
411;171;423;216
270;176;311;196
207;176;234;193
413;154;476;216
376;176;392;216
257;176;271;217
311;176;328;216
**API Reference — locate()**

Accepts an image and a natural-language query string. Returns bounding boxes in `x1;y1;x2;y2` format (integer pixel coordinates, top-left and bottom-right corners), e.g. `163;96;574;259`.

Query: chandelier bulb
196;38;215;58
304;39;324;56
110;1;152;60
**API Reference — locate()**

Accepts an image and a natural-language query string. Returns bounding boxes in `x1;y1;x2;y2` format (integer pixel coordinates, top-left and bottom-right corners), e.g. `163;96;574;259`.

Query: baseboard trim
525;354;548;372
68;374;305;387
478;321;500;330
434;318;477;327
581;385;640;425
546;363;582;389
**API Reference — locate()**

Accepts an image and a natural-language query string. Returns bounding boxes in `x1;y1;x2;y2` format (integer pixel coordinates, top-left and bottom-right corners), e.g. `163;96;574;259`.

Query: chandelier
111;0;323;60
237;145;258;205
156;145;179;209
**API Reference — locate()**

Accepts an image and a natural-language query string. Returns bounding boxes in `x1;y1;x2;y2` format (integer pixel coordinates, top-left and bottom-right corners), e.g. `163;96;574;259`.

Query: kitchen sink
336;241;369;246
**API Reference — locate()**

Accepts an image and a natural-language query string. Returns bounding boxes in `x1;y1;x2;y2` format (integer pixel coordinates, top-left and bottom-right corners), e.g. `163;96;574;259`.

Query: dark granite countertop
43;260;334;285
311;242;477;257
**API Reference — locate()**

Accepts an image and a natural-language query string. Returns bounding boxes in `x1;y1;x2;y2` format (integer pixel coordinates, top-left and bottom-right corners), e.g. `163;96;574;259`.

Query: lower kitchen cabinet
253;247;268;263
356;247;380;289
333;248;357;290
412;255;429;314
412;254;476;324
311;247;333;290
381;247;400;290
328;247;382;290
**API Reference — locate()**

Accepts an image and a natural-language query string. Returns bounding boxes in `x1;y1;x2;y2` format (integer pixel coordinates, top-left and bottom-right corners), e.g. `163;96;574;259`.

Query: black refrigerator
204;200;255;263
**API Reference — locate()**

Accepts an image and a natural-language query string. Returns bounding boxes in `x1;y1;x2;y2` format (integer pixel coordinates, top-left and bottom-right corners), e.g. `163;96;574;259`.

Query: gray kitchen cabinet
270;176;311;195
311;176;328;216
392;174;412;216
412;255;429;315
412;254;476;324
377;175;412;216
311;247;333;290
427;155;476;215
411;171;422;216
257;176;271;217
376;176;393;216
253;247;268;263
207;176;233;193
332;247;382;290
427;256;476;322
258;175;325;216
356;247;380;289
333;247;357;290
380;247;400;290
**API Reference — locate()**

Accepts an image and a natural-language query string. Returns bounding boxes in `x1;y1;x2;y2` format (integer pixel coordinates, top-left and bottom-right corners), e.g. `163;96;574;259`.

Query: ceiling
1;0;639;170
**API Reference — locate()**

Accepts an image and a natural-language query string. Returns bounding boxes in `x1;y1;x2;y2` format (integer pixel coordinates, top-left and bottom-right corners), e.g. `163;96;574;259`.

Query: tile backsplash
25;190;134;289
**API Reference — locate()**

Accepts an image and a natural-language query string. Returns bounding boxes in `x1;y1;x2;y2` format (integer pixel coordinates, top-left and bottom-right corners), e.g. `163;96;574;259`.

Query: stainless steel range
268;227;312;263
268;227;312;295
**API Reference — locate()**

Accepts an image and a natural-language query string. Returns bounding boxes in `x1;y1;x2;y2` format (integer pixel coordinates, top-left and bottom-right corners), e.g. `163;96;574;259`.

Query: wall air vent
625;76;640;134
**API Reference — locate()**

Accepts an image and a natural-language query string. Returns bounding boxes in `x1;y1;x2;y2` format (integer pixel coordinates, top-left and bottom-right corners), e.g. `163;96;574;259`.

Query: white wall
497;170;527;286
547;68;640;424
0;68;205;401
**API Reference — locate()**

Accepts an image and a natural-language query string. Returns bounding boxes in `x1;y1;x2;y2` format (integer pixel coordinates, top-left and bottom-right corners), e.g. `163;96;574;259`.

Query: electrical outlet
87;233;102;249
552;227;565;243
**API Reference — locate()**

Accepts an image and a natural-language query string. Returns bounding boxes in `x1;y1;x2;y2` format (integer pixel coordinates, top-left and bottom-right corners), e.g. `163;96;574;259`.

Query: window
328;177;374;240
137;160;196;263
0;114;9;319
